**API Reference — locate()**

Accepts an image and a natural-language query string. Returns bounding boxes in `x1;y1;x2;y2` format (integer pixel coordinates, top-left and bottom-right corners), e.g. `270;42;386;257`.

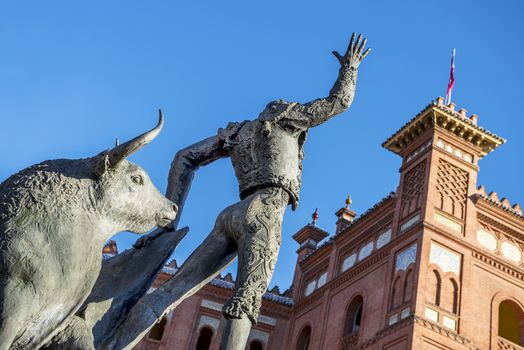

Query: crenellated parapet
476;185;524;218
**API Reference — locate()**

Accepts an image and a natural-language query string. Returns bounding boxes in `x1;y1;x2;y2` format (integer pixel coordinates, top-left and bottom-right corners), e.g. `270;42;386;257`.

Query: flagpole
445;48;456;105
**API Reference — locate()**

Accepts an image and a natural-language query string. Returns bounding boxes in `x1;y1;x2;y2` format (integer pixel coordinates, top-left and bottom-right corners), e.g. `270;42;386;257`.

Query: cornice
383;99;505;158
471;251;524;283
413;316;481;350
476;212;524;243
351;315;480;350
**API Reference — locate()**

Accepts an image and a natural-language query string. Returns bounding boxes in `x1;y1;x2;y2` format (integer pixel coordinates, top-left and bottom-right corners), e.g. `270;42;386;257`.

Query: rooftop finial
312;208;319;225
115;138;120;147
345;195;352;208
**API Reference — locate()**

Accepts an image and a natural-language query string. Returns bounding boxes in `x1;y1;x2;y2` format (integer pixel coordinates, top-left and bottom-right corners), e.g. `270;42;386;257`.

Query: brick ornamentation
401;160;426;218
436;159;469;220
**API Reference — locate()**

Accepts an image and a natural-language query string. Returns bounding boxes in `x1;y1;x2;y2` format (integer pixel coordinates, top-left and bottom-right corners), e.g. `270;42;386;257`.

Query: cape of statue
102;33;371;350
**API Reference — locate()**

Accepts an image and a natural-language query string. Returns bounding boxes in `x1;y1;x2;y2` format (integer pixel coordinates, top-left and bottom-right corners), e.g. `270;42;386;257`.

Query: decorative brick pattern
436;159;469;219
401;160;426;218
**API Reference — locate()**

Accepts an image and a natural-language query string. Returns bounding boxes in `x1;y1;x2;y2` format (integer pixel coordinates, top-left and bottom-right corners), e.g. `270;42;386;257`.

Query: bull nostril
173;204;178;213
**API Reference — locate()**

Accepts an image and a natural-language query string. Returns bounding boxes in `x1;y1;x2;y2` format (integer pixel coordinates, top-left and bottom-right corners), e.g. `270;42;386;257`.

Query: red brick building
118;97;524;350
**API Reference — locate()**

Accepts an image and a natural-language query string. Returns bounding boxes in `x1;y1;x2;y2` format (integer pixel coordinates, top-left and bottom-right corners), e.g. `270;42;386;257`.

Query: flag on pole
445;48;456;105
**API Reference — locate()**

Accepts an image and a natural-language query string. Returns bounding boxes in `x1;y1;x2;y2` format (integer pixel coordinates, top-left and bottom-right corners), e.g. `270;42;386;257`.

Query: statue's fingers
358;38;367;56
332;50;343;61
354;34;363;55
361;47;371;60
346;32;356;56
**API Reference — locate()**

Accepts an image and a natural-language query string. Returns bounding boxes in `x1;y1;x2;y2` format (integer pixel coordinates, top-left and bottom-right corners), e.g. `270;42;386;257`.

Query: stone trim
471;251;524;282
413;316;481;350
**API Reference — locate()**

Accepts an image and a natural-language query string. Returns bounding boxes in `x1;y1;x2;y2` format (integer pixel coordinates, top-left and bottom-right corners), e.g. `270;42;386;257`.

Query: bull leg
0;279;35;350
105;223;237;350
41;316;94;350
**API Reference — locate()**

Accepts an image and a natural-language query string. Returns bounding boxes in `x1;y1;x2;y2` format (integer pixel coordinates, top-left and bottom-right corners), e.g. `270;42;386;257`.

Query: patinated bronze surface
0;34;369;350
108;33;370;350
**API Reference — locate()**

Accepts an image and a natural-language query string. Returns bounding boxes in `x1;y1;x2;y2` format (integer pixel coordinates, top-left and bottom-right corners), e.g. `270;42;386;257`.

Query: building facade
113;97;524;349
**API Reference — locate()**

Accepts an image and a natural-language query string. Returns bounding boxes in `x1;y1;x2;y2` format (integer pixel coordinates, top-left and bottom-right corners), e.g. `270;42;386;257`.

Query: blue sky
1;0;523;291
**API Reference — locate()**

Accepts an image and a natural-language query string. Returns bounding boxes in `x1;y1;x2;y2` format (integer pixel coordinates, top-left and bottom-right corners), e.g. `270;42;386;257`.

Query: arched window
499;300;524;346
296;325;311;350
249;339;264;350
195;326;213;350
428;270;441;306
391;276;402;309
148;316;167;341
403;269;414;302
450;278;459;314
344;295;364;335
441;278;459;313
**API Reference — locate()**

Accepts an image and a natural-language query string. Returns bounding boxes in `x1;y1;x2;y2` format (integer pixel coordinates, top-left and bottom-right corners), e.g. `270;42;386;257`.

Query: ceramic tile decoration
400;214;420;232
359;241;374;261
396;243;418;272
317;272;328;288
401;307;411;319
341;253;357;272
305;280;316;296
388;314;398;325
476;229;497;251
377;228;392;249
442;316;456;330
429;243;461;276
501;241;522;263
425;307;438;322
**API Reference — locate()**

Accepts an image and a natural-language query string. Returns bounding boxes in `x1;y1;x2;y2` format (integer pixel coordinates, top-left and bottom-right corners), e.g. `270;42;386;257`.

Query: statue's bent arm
166;135;227;217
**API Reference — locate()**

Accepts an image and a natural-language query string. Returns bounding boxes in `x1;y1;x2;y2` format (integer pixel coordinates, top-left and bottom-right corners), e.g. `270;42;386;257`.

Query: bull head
95;110;164;177
94;110;177;233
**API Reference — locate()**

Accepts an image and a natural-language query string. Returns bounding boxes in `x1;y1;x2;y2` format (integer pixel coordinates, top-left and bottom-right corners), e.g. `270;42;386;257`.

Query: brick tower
282;97;523;350
382;96;520;349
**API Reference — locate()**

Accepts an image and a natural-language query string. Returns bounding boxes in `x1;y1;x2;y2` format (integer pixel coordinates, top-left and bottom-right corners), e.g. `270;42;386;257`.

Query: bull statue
0;111;178;350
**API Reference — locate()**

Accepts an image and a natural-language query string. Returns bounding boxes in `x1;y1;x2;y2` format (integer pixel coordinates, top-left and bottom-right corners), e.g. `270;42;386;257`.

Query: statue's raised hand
332;33;371;69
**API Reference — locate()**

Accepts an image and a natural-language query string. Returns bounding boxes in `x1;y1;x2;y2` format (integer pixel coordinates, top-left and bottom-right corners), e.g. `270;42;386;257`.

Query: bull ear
105;110;164;169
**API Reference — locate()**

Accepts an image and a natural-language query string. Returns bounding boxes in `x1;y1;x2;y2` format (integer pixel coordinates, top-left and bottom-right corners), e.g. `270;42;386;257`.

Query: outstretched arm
296;33;370;128
166;135;227;224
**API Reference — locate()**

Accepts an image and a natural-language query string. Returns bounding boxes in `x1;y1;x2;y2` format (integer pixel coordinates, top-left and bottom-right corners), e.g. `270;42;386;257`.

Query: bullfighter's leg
106;211;238;350
221;187;288;350
0;278;36;350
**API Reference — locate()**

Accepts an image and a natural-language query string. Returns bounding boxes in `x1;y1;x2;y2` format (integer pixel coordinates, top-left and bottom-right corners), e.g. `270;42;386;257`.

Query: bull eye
131;175;144;185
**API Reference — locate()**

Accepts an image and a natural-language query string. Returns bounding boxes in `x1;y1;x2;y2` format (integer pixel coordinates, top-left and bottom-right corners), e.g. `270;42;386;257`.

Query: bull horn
107;109;164;168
